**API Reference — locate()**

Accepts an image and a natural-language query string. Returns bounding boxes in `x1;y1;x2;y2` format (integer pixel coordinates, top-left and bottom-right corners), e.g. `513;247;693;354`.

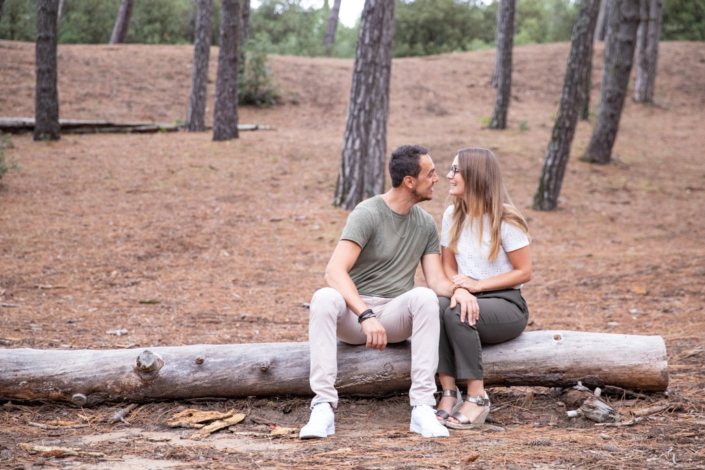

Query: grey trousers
438;289;529;381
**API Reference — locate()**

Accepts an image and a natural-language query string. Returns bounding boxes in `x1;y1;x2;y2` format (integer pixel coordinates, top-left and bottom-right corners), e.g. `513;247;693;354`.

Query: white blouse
440;205;530;289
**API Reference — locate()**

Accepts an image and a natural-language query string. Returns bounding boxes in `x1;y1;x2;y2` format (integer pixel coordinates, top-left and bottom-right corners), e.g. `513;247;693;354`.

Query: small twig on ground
595;417;644;427
631;403;669;417
110;403;138;424
29;422;89;430
249;415;276;426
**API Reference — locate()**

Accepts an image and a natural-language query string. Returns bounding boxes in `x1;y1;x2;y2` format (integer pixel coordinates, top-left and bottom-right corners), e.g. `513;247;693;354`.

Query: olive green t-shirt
340;196;440;298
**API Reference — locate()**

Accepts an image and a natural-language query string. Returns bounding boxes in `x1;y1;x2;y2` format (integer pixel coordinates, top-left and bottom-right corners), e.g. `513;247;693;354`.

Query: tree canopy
1;0;703;55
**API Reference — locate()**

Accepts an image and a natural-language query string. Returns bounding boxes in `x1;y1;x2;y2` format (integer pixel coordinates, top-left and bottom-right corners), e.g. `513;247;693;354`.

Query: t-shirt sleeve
340;207;375;250
501;221;530;252
424;214;441;256
440;206;453;247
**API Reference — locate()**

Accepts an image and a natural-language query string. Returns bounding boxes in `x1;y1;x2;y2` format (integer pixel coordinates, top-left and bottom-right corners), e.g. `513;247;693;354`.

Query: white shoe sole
409;423;449;438
299;425;335;439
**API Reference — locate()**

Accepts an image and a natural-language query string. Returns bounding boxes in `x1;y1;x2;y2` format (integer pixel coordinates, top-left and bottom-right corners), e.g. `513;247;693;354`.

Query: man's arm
324;240;388;350
420;253;480;325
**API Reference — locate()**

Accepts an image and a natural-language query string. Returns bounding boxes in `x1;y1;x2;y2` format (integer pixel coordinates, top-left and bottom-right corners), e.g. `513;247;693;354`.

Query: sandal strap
464;394;490;406
435;409;450;420
441;389;458;398
450;411;471;425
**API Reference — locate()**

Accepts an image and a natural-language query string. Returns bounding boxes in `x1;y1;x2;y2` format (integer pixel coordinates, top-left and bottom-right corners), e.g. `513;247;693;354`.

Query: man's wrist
358;309;376;324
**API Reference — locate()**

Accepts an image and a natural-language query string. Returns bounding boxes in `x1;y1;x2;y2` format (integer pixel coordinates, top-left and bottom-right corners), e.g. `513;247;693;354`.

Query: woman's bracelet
453;285;471;294
358;309;376;324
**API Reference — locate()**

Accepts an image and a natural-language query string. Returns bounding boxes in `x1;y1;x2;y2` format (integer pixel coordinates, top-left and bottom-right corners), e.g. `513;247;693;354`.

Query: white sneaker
299;403;335;439
410;405;450;437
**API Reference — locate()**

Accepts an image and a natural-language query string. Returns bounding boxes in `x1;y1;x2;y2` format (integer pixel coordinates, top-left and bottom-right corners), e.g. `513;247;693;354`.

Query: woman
435;148;532;430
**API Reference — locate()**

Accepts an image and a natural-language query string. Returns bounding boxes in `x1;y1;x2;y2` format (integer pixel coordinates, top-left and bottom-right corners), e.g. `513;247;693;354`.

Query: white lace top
440;205;530;289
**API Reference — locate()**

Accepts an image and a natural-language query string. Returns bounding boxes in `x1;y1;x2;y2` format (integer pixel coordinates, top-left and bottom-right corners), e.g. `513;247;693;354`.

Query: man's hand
361;317;387;351
450;289;480;326
452;274;481;293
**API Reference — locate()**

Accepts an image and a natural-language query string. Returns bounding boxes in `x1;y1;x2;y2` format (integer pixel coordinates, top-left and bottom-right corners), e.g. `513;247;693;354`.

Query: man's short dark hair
389;145;428;188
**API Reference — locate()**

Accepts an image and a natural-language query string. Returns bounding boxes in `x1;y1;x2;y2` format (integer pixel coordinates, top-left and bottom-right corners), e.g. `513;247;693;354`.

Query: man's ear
403;175;416;190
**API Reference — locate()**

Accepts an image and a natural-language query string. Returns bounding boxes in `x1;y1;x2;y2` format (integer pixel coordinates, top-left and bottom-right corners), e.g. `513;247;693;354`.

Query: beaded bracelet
357;309;376;324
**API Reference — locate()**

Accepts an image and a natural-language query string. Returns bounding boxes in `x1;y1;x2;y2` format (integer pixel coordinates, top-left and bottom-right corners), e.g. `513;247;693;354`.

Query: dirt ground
1;39;705;469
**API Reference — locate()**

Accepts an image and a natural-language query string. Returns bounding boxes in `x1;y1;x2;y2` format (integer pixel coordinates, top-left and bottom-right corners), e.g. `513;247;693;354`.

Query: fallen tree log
0;331;668;406
0;117;271;134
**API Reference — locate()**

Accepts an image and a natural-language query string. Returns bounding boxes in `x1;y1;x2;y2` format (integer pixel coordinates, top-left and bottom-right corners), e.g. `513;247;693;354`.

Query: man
299;145;474;439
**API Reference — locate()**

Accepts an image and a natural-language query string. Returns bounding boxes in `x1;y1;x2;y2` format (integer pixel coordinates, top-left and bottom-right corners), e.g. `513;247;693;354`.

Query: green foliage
0;0;36;41
393;0;496;57
662;0;705;41
519;120;529;131
238;39;281;106
1;0;703;55
0;135;20;182
249;0;358;57
514;0;578;45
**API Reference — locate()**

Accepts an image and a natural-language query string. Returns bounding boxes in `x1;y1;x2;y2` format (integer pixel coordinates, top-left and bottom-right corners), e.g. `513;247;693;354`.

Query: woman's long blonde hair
446;148;530;261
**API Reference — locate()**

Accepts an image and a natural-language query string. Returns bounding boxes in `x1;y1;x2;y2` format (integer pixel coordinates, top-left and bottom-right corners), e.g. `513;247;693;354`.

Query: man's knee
411;287;439;314
310;287;346;318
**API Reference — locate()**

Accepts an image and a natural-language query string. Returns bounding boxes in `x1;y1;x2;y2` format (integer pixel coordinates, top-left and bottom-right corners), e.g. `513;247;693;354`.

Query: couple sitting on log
299;145;532;439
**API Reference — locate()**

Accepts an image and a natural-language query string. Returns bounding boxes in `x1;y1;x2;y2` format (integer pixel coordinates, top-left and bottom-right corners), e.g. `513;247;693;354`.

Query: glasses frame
449;165;460;177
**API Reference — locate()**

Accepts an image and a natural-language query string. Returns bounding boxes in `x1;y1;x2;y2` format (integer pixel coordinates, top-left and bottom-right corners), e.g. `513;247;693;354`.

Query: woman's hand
452;274;482;293
450;289;480;326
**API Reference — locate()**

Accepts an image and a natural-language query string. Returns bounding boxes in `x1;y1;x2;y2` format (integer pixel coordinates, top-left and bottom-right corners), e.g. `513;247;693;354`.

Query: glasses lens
450;166;459;176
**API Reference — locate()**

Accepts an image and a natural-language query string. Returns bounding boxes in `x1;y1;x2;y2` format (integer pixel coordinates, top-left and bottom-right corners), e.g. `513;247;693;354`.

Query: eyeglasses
449;165;460;177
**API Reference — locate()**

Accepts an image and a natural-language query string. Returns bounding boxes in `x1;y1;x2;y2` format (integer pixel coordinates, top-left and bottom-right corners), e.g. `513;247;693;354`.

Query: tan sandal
435;387;463;424
445;393;490;430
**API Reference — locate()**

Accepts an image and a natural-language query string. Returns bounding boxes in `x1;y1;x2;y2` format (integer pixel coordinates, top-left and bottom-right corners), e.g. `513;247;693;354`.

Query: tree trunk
594;0;610;41
241;0;250;49
0;331;668;406
212;0;241;141
186;0;213;132
492;0;502;88
34;0;60;142
0;0;5;25
533;0;601;211
581;0;640;164
57;0;65;20
109;0;134;44
323;0;342;47
489;0;515;130
579;42;593;120
333;0;394;210
633;0;662;103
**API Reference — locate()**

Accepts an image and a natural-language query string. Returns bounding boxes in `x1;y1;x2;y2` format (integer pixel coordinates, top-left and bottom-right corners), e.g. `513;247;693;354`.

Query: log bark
186;0;213;132
489;0;516;130
0;331;668;406
581;0;640;164
323;0;342;47
633;0;662;103
109;0;134;45
212;0;241;141
333;0;394;210
594;0;610;41
533;0;601;211
34;0;60;142
0;118;270;134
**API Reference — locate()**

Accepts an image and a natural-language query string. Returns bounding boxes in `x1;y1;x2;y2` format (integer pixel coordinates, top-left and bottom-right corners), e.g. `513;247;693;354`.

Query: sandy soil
1;39;704;469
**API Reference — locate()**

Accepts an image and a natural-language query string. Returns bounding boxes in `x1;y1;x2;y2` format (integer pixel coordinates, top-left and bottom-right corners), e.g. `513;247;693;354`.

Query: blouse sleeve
440;206;453;247
501;221;530;253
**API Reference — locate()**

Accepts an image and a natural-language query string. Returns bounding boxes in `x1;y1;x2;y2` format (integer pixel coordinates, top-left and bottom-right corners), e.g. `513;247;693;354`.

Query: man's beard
412;187;432;203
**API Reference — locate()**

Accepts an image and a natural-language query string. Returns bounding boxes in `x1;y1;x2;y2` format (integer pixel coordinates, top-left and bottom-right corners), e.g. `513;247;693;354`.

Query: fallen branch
0;331;669;405
189;413;245;440
0;117;272;134
167;409;236;428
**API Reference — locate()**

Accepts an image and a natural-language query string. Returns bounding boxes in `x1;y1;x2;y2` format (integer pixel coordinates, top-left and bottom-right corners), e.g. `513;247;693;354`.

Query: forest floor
1;39;705;469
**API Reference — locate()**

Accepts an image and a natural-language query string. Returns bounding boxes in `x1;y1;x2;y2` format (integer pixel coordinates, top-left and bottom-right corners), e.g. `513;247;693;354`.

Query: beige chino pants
308;287;440;408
